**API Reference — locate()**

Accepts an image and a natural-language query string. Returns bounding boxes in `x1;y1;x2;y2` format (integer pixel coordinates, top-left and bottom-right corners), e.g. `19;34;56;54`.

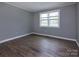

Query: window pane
40;10;60;27
40;20;48;27
40;13;48;17
49;12;59;16
49;20;59;27
49;17;59;19
40;17;48;20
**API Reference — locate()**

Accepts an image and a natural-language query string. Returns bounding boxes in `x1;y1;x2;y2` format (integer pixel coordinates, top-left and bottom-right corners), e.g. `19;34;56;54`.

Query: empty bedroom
0;2;78;57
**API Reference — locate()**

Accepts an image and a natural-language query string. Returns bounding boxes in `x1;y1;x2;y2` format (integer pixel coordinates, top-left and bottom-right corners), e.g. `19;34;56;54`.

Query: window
40;10;60;28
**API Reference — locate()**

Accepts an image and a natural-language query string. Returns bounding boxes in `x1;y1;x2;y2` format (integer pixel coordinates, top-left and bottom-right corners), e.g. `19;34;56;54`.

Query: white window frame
39;9;60;28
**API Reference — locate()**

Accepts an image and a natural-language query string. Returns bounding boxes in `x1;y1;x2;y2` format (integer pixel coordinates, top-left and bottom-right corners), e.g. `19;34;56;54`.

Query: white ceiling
5;2;76;12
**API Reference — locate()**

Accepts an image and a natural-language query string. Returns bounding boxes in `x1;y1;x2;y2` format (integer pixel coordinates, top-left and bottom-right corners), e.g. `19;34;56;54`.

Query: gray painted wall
77;3;79;43
0;3;33;41
0;2;77;42
33;5;76;40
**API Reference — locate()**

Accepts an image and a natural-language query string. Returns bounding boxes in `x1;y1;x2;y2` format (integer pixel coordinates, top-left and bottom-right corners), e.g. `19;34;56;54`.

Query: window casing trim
39;9;60;28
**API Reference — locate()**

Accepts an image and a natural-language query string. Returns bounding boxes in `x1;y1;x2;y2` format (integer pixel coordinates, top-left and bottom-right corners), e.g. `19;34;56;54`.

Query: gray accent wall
0;3;33;41
33;5;77;40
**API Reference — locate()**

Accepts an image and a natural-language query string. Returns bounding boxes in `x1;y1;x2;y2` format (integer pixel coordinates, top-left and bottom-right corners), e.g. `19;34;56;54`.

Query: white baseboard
32;32;79;47
0;33;32;44
75;41;79;47
0;32;78;47
32;32;76;42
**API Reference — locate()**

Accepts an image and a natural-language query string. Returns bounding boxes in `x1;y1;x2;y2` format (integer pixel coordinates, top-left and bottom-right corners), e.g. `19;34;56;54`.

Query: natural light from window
40;10;60;28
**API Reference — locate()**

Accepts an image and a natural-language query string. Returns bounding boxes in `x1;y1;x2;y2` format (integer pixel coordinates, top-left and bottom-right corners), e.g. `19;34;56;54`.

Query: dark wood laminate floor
0;34;78;57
